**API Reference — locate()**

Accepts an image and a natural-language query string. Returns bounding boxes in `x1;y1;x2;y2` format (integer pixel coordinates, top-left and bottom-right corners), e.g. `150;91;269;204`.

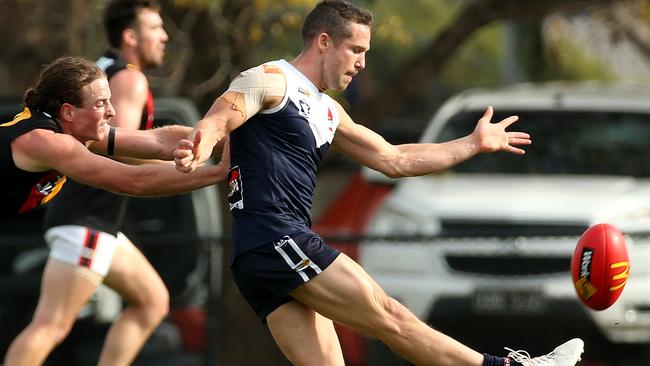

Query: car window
437;111;650;177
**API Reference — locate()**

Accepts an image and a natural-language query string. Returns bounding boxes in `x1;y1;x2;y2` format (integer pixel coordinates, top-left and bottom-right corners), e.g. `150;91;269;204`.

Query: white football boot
505;338;584;366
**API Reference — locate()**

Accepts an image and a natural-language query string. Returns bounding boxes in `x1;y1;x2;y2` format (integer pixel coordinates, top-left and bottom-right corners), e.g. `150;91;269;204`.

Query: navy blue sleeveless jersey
227;59;340;259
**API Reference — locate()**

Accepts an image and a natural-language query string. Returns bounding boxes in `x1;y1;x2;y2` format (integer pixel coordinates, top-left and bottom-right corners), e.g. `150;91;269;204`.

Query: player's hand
473;106;531;155
216;136;231;174
174;132;200;173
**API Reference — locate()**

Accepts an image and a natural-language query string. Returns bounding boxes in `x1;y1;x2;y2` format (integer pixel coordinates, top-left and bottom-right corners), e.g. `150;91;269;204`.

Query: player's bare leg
286;253;483;366
97;241;169;366
4;259;100;366
286;253;583;366
267;300;344;366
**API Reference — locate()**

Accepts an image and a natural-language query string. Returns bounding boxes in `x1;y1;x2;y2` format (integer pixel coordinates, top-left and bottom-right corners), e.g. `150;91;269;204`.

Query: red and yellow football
571;223;630;311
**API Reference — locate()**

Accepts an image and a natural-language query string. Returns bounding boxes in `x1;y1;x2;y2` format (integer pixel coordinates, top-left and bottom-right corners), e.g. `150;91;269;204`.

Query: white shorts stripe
273;236;322;282
275;243;309;282
286;237;322;275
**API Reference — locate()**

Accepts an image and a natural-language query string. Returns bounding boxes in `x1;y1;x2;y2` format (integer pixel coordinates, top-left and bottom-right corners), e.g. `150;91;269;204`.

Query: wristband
107;126;116;156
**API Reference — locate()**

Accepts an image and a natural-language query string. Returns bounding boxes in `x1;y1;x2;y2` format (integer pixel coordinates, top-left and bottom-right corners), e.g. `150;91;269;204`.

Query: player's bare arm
181;99;244;171
175;64;286;172
13;129;227;196
107;69;149;130
332;103;530;178
88;124;193;159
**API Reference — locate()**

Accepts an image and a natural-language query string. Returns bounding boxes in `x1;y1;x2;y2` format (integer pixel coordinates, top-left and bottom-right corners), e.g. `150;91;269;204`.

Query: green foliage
541;37;613;82
438;20;612;91
246;0;315;62
363;0;462;84
0;1;633;93
245;0;462;78
439;22;505;89
190;0;611;89
169;0;222;10
637;0;650;25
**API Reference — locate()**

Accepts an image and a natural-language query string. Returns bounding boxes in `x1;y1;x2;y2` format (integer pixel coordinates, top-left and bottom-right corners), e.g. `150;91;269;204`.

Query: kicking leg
291;254;583;366
291;253;483;366
267;300;344;366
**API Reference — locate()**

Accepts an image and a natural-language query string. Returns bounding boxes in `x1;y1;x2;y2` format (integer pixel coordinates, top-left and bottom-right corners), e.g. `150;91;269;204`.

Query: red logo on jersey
227;166;244;210
18;172;67;213
327;107;334;132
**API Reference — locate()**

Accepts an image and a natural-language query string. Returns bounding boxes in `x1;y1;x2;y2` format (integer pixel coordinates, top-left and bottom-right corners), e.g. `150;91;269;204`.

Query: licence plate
471;288;545;314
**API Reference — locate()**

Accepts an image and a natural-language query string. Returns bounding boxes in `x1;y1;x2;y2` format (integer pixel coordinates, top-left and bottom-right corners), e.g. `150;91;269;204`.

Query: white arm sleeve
220;64;286;121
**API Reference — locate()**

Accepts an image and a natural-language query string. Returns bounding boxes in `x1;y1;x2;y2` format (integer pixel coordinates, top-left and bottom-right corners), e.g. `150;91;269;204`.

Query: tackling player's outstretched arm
87;68;198;160
12;129;229;196
88;124;194;160
332;103;530;178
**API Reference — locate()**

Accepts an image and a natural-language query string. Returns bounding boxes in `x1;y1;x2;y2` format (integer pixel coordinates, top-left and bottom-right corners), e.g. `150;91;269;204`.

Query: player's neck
290;53;327;92
115;48;142;69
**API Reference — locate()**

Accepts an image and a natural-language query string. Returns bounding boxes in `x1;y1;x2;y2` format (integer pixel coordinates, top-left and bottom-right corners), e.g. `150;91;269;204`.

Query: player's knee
145;292;170;324
285;350;332;366
154;286;170;314
131;287;169;325
349;281;404;336
32;317;74;345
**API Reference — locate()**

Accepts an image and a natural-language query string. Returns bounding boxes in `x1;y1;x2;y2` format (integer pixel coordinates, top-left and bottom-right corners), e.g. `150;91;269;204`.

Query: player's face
135;8;168;68
72;78;115;142
322;22;370;91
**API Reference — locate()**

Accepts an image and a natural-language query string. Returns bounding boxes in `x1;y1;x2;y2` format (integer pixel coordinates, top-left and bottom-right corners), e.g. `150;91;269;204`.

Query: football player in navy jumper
176;1;583;365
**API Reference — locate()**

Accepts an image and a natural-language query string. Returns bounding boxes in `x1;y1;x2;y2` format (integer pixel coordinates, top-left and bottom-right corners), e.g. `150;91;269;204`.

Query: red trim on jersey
18;172;66;214
143;91;155;130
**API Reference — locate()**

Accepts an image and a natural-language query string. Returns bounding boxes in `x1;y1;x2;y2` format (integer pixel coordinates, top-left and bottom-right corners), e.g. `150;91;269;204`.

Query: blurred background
3;0;650;365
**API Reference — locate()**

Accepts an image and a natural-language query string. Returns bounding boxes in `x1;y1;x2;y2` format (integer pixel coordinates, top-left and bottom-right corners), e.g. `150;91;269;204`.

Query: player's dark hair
23;57;105;116
302;0;372;47
103;0;161;48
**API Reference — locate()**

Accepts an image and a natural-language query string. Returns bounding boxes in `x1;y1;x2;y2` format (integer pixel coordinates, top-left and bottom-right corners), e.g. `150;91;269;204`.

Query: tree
2;1;648;365
353;0;617;125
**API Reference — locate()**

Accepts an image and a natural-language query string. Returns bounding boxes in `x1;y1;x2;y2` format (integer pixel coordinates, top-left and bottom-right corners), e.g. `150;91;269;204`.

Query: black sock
482;353;523;366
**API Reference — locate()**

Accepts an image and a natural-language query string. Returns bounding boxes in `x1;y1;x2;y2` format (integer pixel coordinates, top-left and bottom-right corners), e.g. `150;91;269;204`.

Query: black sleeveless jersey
98;50;155;130
43;51;155;235
0;108;66;217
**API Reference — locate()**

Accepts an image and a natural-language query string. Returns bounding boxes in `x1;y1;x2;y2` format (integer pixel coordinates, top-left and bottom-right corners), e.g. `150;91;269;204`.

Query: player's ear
317;33;331;52
123;28;138;48
59;103;75;123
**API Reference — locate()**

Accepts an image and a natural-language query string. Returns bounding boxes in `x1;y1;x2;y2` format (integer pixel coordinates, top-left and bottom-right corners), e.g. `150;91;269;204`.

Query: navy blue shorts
231;231;340;323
